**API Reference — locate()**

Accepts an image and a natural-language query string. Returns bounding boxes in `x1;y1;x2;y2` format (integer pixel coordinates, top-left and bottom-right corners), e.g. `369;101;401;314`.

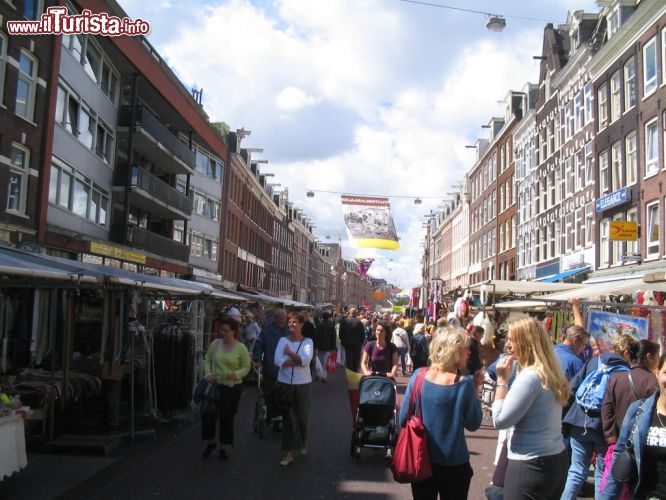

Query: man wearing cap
252;309;289;430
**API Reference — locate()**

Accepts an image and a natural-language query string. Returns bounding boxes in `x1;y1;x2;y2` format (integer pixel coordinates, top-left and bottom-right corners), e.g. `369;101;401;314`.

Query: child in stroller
350;373;398;463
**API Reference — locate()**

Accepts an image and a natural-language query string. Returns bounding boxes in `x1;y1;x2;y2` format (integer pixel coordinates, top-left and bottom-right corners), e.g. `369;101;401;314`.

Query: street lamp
486;15;506;32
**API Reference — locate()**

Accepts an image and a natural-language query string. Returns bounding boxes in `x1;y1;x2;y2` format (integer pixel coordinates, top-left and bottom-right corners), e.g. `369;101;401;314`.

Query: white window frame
612;213;624;266
608;6;620;37
599;150;609;194
610;70;622;122
574;92;583;132
646;200;660;258
585;203;593;247
15;49;38;121
611;141;623;192
7;143;29;214
663;28;666;86
645;118;659;176
585;141;594;185
624;57;636;112
626;131;637;186
599;218;610;267
643;37;658;98
627;208;638;256
597;84;608;131
584;82;593;125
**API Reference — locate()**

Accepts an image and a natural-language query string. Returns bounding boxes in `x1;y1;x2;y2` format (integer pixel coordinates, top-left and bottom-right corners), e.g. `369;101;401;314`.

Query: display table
0;414;27;480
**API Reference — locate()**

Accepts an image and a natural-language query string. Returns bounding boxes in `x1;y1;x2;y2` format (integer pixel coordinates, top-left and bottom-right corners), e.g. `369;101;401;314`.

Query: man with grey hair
252;309;289;430
554;300;590;381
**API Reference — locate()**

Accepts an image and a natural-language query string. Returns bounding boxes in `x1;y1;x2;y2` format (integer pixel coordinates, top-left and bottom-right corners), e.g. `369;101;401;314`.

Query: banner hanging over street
354;257;374;277
341;195;400;250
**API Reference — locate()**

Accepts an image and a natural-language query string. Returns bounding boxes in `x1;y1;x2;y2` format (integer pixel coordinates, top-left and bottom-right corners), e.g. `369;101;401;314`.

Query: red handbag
391;368;432;483
326;351;337;374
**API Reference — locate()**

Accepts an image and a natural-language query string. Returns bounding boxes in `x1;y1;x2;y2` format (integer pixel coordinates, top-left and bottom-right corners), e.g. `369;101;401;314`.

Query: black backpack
410;335;427;362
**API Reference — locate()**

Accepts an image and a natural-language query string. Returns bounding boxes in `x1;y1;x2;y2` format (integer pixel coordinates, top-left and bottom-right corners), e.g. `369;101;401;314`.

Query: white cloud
275;86;319;113
116;0;603;289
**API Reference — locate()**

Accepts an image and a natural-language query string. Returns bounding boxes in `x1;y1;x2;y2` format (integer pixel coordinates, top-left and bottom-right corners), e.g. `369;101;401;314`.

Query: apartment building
309;243;332;305
45;0;230;278
450;177;470;289
0;1;57;248
289;205;314;303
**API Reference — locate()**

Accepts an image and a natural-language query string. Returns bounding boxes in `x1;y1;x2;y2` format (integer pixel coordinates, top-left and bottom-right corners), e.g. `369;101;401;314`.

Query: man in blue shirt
554;299;590;381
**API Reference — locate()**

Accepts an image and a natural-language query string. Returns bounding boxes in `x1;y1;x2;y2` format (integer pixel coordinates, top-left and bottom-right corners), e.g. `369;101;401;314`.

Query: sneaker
202;443;216;458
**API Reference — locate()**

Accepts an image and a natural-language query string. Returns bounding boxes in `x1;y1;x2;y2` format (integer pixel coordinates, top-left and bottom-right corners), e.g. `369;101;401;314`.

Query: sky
118;0;600;289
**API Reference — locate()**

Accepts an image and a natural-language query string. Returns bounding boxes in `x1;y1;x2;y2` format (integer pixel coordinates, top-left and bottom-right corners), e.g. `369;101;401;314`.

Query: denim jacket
601;392;659;499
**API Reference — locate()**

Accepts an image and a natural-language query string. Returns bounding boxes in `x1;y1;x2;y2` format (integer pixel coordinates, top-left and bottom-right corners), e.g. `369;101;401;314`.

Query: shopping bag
314;356;326;379
337;346;346;367
326;351;337;373
391;369;431;483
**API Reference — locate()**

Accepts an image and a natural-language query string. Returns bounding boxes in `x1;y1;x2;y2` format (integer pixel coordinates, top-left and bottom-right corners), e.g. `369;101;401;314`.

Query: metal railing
130;166;193;216
119;105;196;168
111;224;190;262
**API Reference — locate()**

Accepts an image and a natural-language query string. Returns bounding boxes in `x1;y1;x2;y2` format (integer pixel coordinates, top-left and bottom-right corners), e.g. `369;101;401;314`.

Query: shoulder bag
274;340;303;412
610;398;647;483
391;368;432;483
194;340;222;414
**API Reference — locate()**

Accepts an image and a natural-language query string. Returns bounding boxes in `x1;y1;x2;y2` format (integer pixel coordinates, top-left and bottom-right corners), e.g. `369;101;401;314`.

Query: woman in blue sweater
399;327;482;500
492;317;571;500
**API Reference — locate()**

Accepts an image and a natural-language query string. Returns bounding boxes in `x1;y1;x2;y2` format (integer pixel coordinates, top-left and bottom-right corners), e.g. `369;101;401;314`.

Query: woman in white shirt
274;311;314;466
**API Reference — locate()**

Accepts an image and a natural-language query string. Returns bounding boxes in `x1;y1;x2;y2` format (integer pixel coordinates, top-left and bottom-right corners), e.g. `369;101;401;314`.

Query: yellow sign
610;221;638;241
89;241;146;264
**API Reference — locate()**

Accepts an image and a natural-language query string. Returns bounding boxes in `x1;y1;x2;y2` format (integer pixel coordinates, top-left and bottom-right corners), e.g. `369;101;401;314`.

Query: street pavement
15;367;500;500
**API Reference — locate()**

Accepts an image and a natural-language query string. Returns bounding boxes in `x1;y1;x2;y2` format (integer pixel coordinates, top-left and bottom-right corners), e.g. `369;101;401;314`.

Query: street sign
596;187;630;212
620;254;642;262
610;221;638;241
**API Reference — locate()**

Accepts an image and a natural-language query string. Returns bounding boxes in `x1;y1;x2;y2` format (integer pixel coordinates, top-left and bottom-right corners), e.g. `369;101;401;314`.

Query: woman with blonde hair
399;327;482;499
493;317;570;499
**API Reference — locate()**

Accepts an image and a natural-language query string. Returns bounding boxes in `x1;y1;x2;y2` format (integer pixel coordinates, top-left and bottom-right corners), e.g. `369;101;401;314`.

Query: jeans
201;384;243;445
282;382;311;451
504;450;568;500
396;346;408;373
411;461;473;500
561;425;608;500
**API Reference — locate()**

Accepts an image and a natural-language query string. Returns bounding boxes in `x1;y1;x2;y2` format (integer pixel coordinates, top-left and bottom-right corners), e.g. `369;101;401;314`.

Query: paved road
59;367;499;500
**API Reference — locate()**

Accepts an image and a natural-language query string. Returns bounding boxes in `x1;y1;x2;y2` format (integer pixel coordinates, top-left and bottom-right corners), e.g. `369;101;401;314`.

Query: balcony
114;166;193;221
118;106;196;175
111;224;190;262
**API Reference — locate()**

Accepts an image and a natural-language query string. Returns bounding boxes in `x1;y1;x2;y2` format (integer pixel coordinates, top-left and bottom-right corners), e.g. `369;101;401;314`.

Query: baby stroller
252;365;267;438
350;374;397;464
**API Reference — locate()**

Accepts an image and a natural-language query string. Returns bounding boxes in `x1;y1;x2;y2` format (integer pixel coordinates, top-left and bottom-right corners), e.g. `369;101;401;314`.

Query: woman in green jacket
202;316;250;460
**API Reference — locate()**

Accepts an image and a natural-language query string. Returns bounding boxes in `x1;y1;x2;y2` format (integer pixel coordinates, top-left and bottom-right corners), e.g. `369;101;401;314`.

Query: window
626;131;637;185
599;150;609;194
0;33;6;105
597;84;608;131
627;208;638;256
612;213;623;265
576;150;585;191
624;57;636;111
194;147;223;182
583;82;593;125
611;141;623;191
585;142;594;185
646;201;660;257
49;161;109;226
645;119;659;176
564;102;574;140
608;7;620;36
600;219;609;267
644;37;658;97
15;50;37;120
574;93;583;132
610;70;621;122
7;144;29;213
23;0;41;19
585;203;593;246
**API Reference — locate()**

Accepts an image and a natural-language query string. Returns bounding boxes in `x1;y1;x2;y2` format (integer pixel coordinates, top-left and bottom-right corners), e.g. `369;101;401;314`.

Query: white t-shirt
244;321;261;341
274;337;314;385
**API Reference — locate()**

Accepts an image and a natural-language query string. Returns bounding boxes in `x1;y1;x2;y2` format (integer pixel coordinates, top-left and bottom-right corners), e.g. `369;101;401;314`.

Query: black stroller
350;374;397;463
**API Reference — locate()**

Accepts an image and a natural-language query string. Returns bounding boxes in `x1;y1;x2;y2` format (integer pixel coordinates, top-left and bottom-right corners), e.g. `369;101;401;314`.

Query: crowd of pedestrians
197;303;666;500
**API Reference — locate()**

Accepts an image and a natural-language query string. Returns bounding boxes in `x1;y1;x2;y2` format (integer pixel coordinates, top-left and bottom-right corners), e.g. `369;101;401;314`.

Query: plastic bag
326;351;337;373
314;356;326;379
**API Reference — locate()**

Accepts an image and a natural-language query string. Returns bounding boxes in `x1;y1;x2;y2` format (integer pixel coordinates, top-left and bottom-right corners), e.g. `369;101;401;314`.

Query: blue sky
119;0;599;288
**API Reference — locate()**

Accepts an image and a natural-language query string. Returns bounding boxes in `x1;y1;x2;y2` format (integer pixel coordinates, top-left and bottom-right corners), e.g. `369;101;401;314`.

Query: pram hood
358;376;396;407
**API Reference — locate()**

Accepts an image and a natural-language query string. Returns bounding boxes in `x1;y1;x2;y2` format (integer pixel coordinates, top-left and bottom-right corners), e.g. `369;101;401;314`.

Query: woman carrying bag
397;327;482;499
274;311;314;466
601;354;666;499
202;316;251;460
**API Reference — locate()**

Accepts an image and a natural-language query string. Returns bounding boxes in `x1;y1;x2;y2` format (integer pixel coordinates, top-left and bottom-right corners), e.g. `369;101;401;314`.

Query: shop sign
595;187;629;212
610;221;638;241
89;241;146;264
17;239;41;253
